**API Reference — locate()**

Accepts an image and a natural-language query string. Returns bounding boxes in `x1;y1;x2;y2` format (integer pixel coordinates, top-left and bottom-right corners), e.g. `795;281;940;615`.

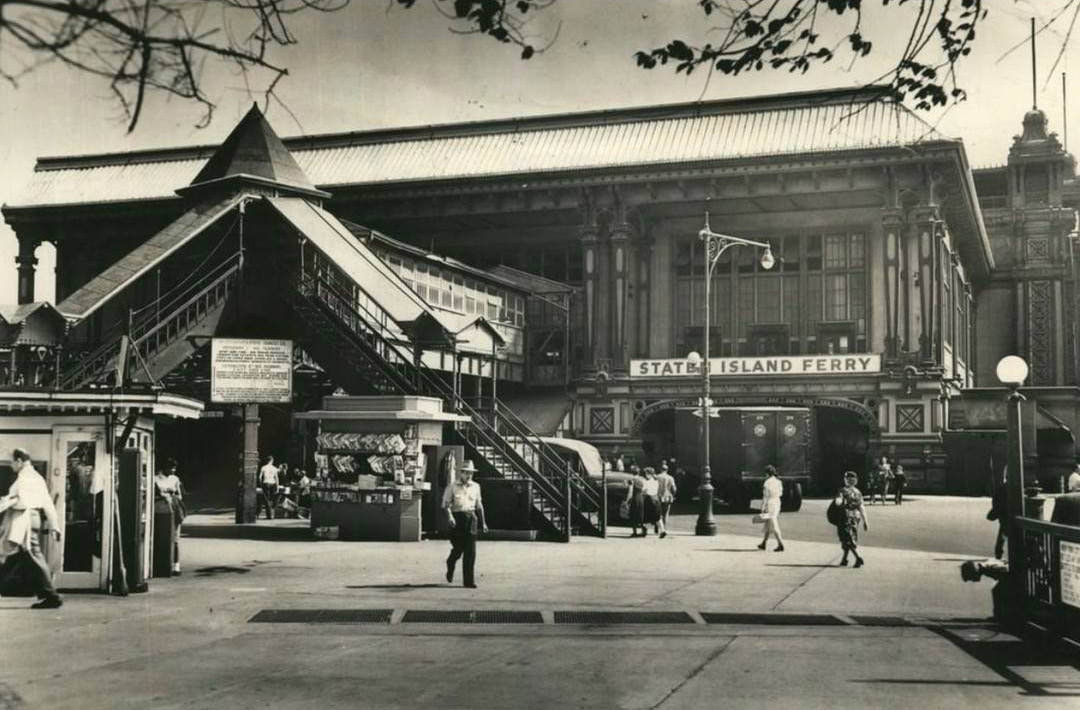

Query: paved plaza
1;498;1077;709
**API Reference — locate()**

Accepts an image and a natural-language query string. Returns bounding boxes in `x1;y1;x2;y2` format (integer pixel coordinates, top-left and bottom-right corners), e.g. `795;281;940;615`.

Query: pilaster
881;208;904;358
16;238;39;305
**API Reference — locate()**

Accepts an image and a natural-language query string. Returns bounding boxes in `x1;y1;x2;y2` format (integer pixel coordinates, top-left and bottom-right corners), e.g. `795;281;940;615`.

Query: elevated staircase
53;195;602;540
60;252;241;390
286;268;604;540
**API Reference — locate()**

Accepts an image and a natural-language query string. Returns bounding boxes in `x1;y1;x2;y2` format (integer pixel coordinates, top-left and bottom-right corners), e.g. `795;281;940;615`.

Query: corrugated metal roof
6;92;951;209
57;194;246;319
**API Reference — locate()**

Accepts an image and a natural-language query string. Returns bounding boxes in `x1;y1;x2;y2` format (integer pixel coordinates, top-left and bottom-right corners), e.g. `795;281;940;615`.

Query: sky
0;0;1073;304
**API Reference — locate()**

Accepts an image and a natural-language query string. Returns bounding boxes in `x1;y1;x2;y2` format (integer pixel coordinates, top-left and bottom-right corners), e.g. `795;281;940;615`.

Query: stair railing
296;267;577;517
59;252;243;390
127;253;242;368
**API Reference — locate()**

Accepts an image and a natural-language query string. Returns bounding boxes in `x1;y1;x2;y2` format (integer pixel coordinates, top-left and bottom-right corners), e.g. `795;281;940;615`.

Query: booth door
54;432;110;589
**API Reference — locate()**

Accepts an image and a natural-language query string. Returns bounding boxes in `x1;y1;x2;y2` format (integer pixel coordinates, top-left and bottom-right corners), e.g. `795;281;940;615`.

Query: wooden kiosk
295;395;468;541
0;390;204;592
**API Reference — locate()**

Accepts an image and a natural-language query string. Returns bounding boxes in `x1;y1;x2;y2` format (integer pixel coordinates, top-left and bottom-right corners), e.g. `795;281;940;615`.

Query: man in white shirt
1068;464;1080;494
1;448;62;608
441;459;487;588
257;456;280;520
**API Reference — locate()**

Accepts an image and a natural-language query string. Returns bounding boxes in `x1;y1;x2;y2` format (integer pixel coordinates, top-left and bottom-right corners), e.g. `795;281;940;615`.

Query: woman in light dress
757;465;785;552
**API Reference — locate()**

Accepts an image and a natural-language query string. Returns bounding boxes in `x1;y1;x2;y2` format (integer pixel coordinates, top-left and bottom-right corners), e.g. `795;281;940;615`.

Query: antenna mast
1031;17;1038;109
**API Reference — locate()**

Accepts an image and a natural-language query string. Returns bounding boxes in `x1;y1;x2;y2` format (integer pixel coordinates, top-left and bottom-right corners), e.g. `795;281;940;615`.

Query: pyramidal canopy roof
179;104;328;199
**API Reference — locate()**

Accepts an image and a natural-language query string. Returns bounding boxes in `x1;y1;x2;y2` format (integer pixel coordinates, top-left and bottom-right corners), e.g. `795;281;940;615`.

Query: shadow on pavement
182;524;313;542
924;624;1080;697
193;566;252;577
345;583;446;590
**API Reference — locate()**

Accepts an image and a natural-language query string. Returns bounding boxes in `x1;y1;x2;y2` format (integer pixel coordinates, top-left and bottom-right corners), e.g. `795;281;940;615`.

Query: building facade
5;86;1076;501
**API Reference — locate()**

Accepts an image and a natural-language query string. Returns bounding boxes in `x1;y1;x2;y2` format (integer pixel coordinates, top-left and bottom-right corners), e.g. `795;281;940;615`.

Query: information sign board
211;338;293;403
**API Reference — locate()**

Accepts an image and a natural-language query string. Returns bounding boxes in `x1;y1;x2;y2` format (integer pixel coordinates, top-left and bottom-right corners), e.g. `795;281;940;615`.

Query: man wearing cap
441;459;487;588
0;448;62;608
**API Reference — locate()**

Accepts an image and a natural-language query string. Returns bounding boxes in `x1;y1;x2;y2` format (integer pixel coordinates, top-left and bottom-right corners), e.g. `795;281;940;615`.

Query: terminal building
3;85;1080;515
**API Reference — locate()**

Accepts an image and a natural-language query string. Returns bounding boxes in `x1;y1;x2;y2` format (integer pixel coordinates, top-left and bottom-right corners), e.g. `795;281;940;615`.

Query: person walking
257;455;280;520
757;464;785;552
892;464;907;505
655;464;677;539
875;458;893;505
642;467;662;537
835;470;869;567
0;448;62;609
624;467;647;537
154;458;185;575
442;459;487;588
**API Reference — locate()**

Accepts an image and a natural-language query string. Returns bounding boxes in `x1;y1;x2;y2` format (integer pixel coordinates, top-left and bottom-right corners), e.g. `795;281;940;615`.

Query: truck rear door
741;412;777;475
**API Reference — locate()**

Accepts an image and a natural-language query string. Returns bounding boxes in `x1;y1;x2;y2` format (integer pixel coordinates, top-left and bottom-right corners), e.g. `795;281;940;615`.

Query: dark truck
674;406;811;513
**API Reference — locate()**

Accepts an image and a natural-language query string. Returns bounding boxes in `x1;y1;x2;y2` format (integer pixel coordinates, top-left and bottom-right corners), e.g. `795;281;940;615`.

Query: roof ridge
32;84;903;169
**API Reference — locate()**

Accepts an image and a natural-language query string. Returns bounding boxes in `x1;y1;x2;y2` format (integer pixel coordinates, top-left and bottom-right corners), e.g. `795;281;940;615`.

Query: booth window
748;324;791;355
817;321;857;354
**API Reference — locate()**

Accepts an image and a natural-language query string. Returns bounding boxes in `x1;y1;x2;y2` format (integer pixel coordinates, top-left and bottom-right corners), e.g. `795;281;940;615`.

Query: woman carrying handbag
756;465;785;552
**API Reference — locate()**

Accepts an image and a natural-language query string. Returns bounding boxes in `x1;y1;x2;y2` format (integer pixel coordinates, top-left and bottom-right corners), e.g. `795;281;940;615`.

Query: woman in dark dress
624;466;648;537
836;470;869;567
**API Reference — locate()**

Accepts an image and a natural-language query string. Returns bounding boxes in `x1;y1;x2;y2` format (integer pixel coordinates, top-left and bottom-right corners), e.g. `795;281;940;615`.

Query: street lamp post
686;213;774;536
996;355;1029;619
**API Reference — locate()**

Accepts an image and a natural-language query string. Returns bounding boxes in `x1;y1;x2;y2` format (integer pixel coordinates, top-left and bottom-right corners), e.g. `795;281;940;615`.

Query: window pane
825;234;846;269
783;274;800;334
757;278;780;322
850;276;865;335
806;235;822;271
825;274;848;320
710;276;730;329
676;280;691;334
849;234;865;268
807;276;822;326
738;279;754;336
675;240;693;276
738;247;756;274
691;280;705;324
782;235;800;272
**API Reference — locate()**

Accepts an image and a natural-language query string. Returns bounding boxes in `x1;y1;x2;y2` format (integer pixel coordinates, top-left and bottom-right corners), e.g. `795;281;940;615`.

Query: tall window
674;230;867;356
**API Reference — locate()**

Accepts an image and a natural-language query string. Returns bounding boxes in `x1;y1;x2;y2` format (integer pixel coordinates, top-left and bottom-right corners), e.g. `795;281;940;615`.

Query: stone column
912;207;938;362
16;239;39;305
882;208;904;357
581;224;600;370
609;220;633;372
238;403;260;524
636;236;653;359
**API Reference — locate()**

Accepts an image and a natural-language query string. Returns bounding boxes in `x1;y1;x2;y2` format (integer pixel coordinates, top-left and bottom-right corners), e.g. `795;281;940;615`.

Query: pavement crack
769;554;838;611
648;636;737;710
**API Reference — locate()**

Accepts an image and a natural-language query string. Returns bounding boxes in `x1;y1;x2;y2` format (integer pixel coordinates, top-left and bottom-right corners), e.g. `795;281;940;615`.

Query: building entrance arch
632;395;878;495
631;395;879;438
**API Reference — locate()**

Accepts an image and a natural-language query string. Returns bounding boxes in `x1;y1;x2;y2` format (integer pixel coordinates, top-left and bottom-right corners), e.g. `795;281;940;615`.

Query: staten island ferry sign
630;354;881;378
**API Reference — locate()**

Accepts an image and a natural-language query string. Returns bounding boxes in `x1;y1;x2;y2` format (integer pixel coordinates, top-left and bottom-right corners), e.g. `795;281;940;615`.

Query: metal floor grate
701;612;845;626
248;609;914;627
400;610;544;624
554;611;695;625
249;609;392;624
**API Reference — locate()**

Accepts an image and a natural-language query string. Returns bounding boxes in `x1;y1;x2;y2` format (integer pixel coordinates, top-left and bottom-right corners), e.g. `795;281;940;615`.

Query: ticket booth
0;390;203;592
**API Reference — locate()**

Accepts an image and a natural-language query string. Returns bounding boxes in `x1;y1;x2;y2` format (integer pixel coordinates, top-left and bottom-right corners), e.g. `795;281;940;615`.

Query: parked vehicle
540;437;637;525
673;407;811;513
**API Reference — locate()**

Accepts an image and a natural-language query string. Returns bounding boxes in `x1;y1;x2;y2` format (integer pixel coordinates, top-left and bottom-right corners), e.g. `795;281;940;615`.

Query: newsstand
294;395;469;541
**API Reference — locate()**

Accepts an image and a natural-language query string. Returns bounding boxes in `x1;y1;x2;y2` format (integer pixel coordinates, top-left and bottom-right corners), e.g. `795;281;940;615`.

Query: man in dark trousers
441;459;487;588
